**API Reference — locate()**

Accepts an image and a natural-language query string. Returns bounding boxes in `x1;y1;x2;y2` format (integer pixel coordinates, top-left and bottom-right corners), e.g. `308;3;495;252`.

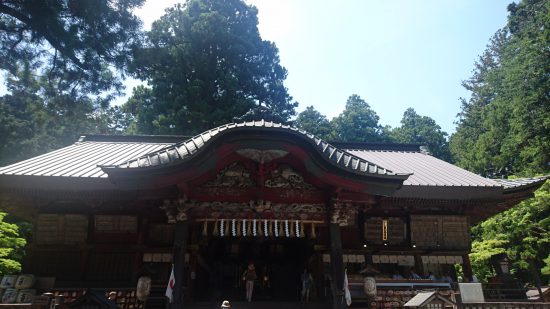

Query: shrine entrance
194;237;315;302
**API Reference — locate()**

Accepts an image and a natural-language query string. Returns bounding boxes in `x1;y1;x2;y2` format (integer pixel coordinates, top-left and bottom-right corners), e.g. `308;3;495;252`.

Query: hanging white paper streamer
253;219;257;236
274;220;279;237
264;219;268;236
232;219;236;236
295;220;300;237
220;219;225;237
285;220;290;237
242;219;247;236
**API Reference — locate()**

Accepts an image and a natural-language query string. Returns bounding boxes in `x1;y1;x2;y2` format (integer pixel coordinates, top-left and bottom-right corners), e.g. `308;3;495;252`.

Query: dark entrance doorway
194;237;314;302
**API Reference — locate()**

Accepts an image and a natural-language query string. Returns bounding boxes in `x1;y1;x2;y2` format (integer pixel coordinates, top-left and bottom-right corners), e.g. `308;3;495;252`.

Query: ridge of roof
78;134;190;143
101;120;411;179
331;142;423;152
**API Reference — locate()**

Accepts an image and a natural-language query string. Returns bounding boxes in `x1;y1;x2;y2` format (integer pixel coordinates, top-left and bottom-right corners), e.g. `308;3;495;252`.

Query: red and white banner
165;264;175;303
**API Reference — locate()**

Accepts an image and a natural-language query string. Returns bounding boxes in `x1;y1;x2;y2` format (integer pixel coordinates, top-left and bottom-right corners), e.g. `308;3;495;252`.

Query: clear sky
131;0;511;134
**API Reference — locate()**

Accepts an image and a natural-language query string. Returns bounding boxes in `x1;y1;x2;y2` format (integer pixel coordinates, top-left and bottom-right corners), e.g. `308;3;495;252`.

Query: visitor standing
301;269;313;302
242;262;257;302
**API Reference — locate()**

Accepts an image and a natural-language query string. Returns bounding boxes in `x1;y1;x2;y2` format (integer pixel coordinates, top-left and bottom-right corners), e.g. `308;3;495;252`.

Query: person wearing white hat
221;300;231;308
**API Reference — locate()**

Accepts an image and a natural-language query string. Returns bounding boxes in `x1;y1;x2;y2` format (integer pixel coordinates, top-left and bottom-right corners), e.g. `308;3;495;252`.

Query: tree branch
0;3;89;69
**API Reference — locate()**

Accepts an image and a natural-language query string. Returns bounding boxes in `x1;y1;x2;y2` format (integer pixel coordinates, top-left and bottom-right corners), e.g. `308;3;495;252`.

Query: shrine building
0;120;546;309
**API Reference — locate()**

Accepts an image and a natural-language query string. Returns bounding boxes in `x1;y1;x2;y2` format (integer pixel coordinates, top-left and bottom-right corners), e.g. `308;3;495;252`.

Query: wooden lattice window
95;215;138;233
36;214;88;244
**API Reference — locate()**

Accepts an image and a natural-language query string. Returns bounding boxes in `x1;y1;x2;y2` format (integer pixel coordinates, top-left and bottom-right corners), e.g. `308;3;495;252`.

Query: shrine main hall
0;120;546;308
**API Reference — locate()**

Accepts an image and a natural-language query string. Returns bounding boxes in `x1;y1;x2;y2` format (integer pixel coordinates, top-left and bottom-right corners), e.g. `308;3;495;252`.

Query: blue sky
131;0;512;134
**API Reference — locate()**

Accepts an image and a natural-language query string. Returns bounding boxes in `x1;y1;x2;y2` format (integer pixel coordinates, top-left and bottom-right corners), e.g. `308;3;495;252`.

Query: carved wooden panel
36;214;88;244
265;164;315;189
411;215;469;249
204;162;254;187
364;217;406;244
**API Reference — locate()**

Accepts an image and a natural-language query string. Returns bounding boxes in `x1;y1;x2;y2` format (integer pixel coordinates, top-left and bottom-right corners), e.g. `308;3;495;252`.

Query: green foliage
0;212;26;275
294;106;332;140
451;0;550;284
125;0;297;135
389;108;452;161
0;0;144;96
329;94;388;143
450;0;550;177
470;180;550;283
0;64;130;166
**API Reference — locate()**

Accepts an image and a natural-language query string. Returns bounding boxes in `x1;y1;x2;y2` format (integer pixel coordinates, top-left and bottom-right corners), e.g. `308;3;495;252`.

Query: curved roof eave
100;120;411;182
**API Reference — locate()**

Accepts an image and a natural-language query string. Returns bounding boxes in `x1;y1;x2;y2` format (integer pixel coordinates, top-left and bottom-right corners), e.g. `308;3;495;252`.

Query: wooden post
173;219;188;309
328;200;345;309
462;254;473;282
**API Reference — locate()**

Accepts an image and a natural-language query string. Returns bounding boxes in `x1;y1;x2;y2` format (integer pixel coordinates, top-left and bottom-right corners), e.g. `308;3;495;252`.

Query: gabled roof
404;291;456;307
101;120;410;180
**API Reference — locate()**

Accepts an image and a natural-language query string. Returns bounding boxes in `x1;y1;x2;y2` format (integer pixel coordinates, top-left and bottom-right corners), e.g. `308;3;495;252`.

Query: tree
0;0;144;95
450;0;549;177
390;108;452;161
126;0;297;135
0;212;26;274
329;94;388;142
470;180;550;284
294;106;332;139
0;64;129;166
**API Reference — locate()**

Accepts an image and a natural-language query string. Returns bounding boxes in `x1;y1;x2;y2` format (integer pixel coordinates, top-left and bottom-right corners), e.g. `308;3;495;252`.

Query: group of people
236;262;314;305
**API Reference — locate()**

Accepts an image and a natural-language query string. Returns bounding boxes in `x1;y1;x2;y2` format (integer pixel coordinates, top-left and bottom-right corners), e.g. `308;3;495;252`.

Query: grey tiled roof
493;176;548;192
346;149;501;187
0;139;173;178
102;120;410;179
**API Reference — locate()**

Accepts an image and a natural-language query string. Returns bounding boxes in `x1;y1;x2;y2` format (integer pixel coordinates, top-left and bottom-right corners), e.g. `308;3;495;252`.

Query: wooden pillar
328;199;345;309
173;219;189;309
462;254;473;282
